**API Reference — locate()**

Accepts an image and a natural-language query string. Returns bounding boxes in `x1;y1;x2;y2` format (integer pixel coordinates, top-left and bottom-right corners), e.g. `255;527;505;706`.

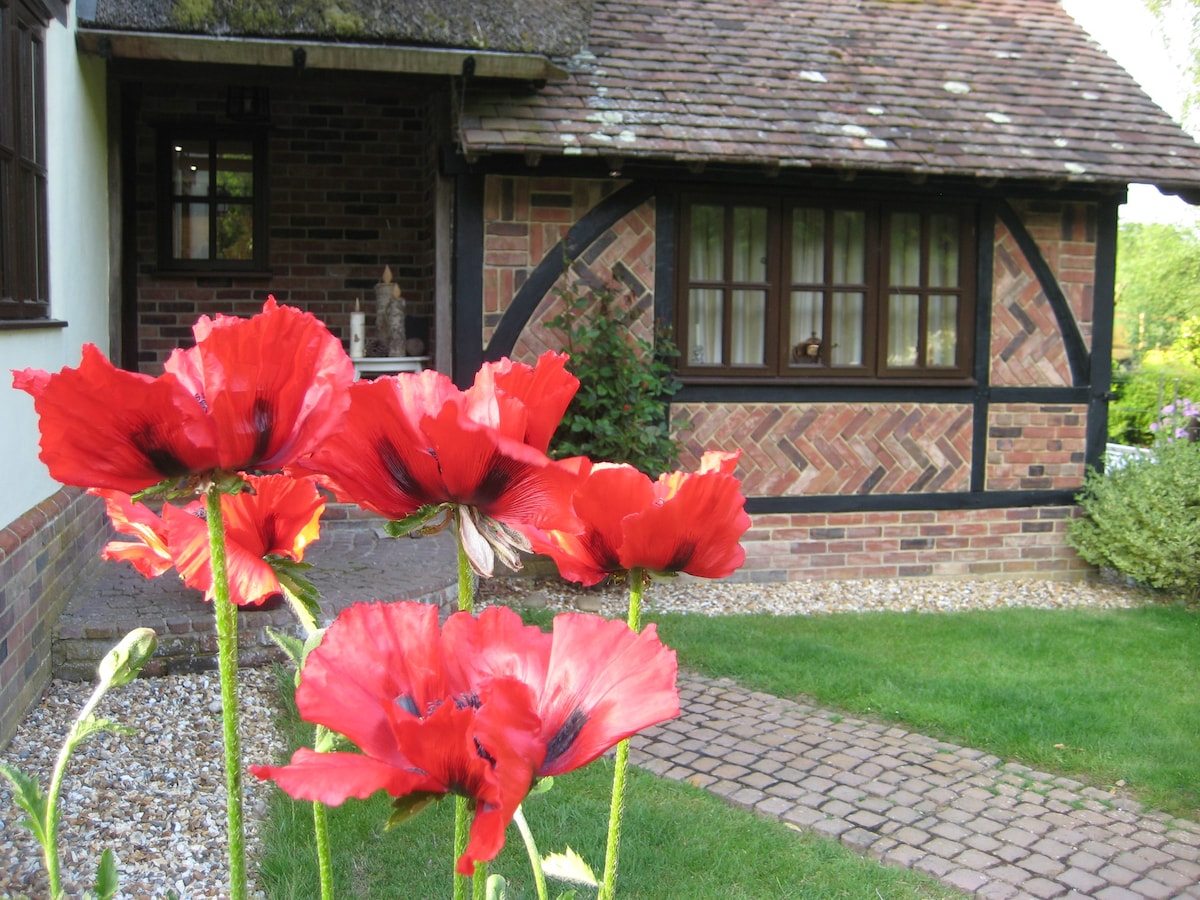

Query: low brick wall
738;506;1090;582
0;488;107;747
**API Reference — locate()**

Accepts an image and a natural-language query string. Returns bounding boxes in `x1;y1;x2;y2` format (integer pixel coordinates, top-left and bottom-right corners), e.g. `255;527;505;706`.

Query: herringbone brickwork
675;402;973;497
482;176;655;362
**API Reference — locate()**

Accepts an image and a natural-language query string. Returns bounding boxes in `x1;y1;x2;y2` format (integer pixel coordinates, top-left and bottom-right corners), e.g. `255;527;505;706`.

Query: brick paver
629;674;1200;898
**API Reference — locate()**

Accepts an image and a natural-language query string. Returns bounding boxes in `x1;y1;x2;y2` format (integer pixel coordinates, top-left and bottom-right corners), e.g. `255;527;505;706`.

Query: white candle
349;309;366;359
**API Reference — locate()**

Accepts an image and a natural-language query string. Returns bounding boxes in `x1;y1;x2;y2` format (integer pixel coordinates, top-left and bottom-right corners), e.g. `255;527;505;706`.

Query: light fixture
226;86;271;124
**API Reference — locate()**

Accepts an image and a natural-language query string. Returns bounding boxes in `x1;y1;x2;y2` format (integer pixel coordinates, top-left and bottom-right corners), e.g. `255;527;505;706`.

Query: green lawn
646;603;1200;819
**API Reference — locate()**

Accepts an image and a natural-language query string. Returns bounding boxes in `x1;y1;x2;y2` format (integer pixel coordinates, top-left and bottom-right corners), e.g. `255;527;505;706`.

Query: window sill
0;318;68;332
152;269;274;279
678;373;978;389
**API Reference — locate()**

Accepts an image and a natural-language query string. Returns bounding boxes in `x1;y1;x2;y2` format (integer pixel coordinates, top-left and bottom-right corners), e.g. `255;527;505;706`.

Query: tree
1116;222;1200;356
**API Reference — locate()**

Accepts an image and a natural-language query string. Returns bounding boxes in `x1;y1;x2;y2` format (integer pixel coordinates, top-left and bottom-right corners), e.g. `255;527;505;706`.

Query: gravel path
0;577;1155;898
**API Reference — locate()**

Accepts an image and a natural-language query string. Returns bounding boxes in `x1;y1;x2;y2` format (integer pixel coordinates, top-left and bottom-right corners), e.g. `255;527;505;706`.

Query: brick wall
738;507;1089;582
132;79;442;373
478;181;1103;583
0;489;107;747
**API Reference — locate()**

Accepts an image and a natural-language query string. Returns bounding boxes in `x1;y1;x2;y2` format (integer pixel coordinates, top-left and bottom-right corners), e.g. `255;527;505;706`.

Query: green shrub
547;281;683;475
1068;440;1200;599
1108;359;1200;446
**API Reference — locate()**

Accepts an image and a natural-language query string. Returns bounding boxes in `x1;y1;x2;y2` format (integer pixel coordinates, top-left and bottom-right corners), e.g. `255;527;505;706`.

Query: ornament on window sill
793;332;822;363
374;265;407;357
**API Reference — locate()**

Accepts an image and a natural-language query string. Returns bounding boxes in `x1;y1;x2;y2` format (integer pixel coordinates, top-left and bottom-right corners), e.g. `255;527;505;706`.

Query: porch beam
76;28;567;81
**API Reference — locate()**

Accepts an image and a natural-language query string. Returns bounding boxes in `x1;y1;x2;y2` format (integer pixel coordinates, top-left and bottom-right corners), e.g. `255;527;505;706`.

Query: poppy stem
513;805;549;900
313;790;333;900
207;488;248;900
453;525;474;900
599;567;646;900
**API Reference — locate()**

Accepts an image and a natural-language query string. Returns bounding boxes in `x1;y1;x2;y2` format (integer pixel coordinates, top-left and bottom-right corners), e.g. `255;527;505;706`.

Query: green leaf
267;557;323;632
73;716;135;745
542;846;598;888
0;761;48;844
385;791;443;828
265;627;307;668
93;848;119;899
384;504;448;538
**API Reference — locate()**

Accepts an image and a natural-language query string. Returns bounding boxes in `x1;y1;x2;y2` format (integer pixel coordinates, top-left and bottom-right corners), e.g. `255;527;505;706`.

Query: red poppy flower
295;356;582;575
12;298;353;493
249;601;547;875
443;605;679;777
95;489;175;578
464;352;578;453
530;451;750;585
166;474;325;607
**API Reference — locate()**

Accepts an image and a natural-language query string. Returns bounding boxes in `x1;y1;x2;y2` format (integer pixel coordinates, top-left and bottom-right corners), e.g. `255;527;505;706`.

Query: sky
1061;0;1199;226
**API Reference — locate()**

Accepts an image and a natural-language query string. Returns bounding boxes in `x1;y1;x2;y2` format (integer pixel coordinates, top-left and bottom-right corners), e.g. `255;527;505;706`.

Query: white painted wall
1;6;110;528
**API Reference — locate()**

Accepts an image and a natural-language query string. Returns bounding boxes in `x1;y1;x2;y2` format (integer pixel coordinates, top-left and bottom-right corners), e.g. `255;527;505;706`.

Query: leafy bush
546;281;683;475
1068;440;1200;599
1108;359;1200;445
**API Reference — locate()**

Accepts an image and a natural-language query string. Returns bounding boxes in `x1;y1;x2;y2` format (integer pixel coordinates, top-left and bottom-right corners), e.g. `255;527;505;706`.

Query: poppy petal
420;403;583;529
620;470;749;578
13;345;219;492
94;490;175;578
166;298;355;472
467;352;578;453
295;374;450;519
249;747;435;806
221;473;324;562
440;605;552;696
538;615;679;777
295;602;447;764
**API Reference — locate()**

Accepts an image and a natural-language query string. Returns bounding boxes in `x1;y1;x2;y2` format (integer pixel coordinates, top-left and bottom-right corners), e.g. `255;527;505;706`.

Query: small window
0;0;50;319
677;192;976;382
156;127;268;272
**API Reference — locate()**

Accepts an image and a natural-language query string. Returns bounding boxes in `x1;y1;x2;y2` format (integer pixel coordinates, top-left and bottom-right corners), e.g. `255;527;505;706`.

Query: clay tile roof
459;0;1200;196
84;0;595;57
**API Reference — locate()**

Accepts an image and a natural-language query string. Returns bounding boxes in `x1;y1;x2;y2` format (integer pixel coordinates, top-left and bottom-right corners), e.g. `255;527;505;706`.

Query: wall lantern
226;86;271;124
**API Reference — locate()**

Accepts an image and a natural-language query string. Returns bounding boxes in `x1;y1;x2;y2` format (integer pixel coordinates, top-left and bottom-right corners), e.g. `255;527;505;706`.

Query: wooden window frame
155;125;269;274
0;0;50;321
676;190;977;384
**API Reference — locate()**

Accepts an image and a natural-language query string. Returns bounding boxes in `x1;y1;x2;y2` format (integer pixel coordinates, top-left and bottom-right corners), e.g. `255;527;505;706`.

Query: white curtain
688;205;723;364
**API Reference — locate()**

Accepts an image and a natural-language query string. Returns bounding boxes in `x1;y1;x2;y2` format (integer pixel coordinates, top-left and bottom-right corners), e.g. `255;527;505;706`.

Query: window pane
791;208;824;283
889;212;921;286
731;206;767;281
831;210;865;283
688;288;723;364
929;213;960;287
731;289;765;364
216;203;254;260
690;205;724;280
216;142;254;198
927;295;958;366
0;6;8;149
172;202;209;259
888;293;920;366
172;141;210;197
831;292;863;365
787;294;825;367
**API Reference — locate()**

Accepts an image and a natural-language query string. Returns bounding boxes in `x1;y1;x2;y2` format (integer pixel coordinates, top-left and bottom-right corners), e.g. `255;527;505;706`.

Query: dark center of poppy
665;538;699;572
249;396;274;465
132;424;190;477
377;436;424;498
394;693;420;716
543;708;589;769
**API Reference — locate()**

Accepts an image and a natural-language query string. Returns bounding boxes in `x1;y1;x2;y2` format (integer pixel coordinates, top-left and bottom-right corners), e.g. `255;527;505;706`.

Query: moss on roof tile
88;0;594;55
